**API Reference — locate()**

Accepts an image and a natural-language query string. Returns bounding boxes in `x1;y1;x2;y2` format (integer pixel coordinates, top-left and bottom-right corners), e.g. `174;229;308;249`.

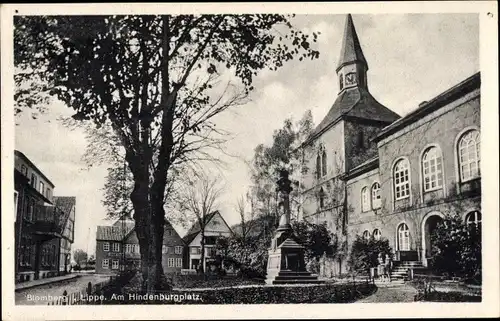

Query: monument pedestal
265;169;323;285
265;230;323;285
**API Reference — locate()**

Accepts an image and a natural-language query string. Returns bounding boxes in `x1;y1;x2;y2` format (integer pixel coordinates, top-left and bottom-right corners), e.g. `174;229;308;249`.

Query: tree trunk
200;225;206;279
130;168;167;293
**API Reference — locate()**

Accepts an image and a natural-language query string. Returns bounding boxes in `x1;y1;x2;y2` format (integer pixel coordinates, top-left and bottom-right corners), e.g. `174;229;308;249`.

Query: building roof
54;196;76;233
96;225;134;241
14;150;55;188
182;210;232;245
340;157;379;181
374;72;481;143
306;87;400;143
337;14;368;72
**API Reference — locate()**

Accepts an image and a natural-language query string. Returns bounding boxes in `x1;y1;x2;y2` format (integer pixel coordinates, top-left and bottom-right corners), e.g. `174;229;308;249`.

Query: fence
47;276;113;305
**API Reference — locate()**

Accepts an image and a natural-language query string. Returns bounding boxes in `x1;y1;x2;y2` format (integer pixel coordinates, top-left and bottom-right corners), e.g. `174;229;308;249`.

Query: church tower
299;14;400;229
337;14;369;92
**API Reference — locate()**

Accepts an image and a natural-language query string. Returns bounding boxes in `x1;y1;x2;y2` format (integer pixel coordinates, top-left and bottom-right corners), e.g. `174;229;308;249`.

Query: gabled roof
182;211;232;245
337;14;368;72
306;87;400;143
53;196;76;234
96;225;133;241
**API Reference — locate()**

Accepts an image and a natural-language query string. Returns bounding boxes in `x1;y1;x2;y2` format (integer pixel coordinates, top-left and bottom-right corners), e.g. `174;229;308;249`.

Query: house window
162;245;169;254
39;181;45;195
102;259;109;269
371;182;381;209
112;243;120;252
465;211;482;228
168;258;175;267
373;229;381;241
103;242;110;252
175;246;182;255
361;187;370;212
362;230;370;240
46;188;51;200
190;247;201;255
422;146;443;192
458;130;480;182
176;258;182;268
27;200;34;221
135;244;140;253
112;260;119;270
394;159;410;200
31;173;37;188
319;187;325;208
339;73;344;90
397;223;410;251
21;164;28;176
321;150;327;176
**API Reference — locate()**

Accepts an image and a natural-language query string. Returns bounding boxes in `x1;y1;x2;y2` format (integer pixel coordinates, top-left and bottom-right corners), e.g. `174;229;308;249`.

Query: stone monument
265;169;322;285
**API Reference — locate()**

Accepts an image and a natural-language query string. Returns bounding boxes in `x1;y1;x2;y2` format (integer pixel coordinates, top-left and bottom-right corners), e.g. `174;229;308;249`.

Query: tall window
175;246;183;254
361;187;370;212
316;154;321;179
371;182;381;209
422;146;443;191
458;130;480;181
339;73;344;90
319;187;325;208
373;229;382;241
176;258;182;268
465;210;482;228
362;230;370;240
321;150;327;176
14;191;19;221
112;260;119;270
162;245;169;254
39;181;45;195
168;258;175;268
394;159;410;200
103;242;110;252
21;165;28;176
397;223;410;251
112;243;120;252
31;174;37;188
102;259;109;268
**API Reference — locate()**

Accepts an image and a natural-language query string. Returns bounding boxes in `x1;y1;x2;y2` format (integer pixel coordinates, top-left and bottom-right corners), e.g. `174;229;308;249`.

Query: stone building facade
299;14;481;275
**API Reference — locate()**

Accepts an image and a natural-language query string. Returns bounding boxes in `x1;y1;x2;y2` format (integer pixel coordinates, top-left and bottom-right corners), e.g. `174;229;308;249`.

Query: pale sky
14;14;479;256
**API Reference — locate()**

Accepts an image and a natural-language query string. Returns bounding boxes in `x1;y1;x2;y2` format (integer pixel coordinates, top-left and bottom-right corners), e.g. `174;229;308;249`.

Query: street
15;273;111;305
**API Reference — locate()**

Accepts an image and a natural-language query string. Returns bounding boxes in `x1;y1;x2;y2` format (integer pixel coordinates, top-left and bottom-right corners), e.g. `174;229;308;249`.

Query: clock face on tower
345;72;357;86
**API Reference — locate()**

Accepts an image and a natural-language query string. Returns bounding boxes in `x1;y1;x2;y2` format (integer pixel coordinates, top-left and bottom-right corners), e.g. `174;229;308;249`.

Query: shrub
347;236;392;274
430;214;481;279
415;291;481;302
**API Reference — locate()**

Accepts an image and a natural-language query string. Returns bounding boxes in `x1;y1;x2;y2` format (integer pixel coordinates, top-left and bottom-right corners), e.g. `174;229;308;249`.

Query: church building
299;14;481;275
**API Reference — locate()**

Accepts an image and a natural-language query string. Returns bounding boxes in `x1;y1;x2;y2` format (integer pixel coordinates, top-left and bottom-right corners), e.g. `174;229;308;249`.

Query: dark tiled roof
307;87;400;142
96;225;134;241
337;14;368;71
182;211;218;243
53;196;75;232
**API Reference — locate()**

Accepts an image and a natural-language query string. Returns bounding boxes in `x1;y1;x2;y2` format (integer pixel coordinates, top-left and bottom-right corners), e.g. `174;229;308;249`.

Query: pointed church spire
336;14;368;72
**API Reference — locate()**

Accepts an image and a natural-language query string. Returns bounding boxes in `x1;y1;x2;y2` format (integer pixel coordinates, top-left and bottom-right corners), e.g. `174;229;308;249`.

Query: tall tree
178;171;225;275
14;15;320;291
73;249;88;265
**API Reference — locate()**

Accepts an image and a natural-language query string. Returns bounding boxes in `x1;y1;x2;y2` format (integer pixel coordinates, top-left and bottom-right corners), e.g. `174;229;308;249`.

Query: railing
47;277;112;305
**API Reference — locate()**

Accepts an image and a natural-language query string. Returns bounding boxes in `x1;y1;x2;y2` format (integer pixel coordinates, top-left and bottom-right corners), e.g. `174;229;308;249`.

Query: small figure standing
384;253;392;282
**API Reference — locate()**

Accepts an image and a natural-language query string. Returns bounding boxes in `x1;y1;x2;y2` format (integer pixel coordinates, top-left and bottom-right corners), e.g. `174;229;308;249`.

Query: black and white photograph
1;2;498;320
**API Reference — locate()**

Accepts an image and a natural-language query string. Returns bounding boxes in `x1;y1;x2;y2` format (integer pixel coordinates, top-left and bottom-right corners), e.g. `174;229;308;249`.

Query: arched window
361;187;370;212
394;159;410;200
371;182;381;209
362;230;370;240
458;130;480;181
422;146;443;192
321;150;327;177
397;223;410;251
373;229;382;241
465;210;482;228
316;154;321;179
319;187;325;208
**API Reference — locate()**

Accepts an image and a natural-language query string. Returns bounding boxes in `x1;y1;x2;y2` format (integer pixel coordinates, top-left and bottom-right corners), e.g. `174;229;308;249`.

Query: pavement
15;274;80;291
